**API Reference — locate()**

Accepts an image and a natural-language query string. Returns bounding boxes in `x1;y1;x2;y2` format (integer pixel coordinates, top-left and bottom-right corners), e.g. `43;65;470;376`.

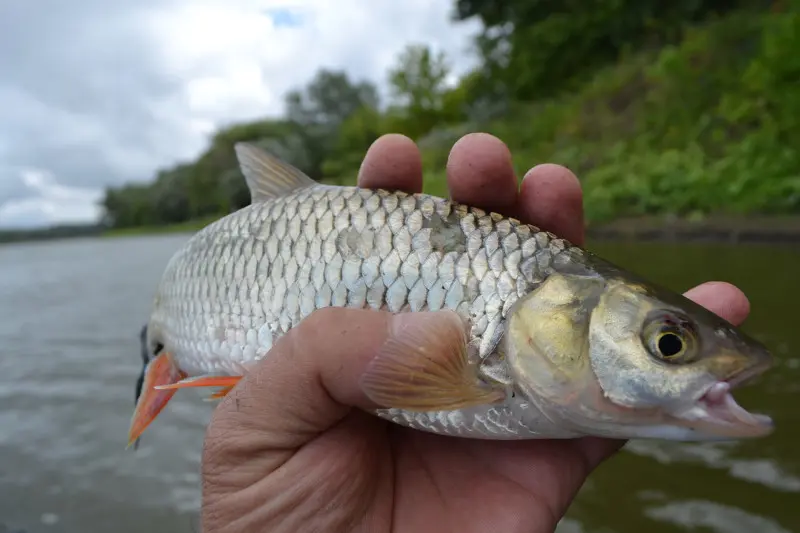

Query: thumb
201;307;458;472
204;307;397;448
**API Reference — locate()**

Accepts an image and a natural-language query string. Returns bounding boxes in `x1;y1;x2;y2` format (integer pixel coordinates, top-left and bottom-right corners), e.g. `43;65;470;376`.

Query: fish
127;142;775;447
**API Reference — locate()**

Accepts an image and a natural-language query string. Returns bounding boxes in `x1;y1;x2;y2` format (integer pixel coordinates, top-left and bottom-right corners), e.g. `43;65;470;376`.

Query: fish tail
127;352;186;448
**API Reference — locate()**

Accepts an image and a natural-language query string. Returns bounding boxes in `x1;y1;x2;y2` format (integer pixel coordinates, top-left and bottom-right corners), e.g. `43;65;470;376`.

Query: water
0;234;797;533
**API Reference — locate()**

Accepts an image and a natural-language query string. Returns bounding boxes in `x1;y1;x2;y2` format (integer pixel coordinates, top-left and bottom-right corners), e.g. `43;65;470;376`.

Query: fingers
445;133;519;213
357;134;423;193
359;132;586;248
519;164;585;245
444;132;585;245
683;281;750;326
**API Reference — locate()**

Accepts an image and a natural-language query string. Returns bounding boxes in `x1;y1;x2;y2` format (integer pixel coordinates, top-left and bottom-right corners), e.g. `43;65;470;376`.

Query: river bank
102;213;800;245
3;214;800;246
586;215;800;244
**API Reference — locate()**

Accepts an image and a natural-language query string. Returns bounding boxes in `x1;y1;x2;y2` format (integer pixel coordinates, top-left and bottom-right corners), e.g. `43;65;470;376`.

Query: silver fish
128;143;774;446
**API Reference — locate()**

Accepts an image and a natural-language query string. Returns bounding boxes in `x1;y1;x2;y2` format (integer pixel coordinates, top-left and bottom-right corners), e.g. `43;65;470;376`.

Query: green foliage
385;44;467;138
101;4;800;230
581;8;800;221
494;8;800;222
284;69;380;179
453;0;757;100
321;104;384;180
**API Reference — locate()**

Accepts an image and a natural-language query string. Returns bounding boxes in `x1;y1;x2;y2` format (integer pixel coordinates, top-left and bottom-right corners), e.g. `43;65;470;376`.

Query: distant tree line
0;224;105;244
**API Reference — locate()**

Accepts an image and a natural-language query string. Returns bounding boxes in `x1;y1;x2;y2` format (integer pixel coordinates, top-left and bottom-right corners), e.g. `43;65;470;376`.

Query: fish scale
146;182;579;438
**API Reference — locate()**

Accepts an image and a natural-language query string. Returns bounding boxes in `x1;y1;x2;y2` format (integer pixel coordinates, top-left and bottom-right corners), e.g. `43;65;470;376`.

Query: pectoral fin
360;311;506;412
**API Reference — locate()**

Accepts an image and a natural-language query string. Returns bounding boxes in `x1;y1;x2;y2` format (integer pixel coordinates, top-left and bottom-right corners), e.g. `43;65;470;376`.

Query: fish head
505;266;774;441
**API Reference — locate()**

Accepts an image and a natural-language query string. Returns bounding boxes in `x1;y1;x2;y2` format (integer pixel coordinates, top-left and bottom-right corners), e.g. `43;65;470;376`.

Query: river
0;234;797;533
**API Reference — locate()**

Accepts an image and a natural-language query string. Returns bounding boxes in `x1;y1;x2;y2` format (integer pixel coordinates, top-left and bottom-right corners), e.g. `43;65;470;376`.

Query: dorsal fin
234;142;316;203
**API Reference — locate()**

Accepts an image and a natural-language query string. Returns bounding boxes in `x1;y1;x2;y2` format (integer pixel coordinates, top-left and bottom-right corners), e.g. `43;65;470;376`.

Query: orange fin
127;352;186;448
360;311;507;412
155;375;241;391
204;385;236;402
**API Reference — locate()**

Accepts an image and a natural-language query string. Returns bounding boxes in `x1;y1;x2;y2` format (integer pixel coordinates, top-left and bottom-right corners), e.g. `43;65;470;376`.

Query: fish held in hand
128;143;774;447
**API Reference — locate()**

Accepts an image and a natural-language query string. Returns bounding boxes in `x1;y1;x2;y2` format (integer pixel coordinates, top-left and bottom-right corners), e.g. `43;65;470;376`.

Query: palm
291;411;620;533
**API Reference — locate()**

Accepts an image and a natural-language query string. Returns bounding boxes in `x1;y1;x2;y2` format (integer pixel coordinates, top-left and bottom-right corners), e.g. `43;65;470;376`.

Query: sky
0;0;482;228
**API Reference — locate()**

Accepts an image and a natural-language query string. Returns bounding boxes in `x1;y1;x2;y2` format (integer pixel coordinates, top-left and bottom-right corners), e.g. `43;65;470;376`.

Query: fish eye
643;313;697;363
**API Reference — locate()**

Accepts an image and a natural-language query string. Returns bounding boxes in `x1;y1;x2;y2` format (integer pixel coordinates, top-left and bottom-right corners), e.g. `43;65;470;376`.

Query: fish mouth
673;356;774;438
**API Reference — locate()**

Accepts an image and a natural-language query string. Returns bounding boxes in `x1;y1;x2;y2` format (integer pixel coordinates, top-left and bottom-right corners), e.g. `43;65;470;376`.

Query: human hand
200;133;751;532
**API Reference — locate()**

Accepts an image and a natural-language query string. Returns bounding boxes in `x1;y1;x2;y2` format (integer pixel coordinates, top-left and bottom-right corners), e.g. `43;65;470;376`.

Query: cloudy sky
0;0;482;228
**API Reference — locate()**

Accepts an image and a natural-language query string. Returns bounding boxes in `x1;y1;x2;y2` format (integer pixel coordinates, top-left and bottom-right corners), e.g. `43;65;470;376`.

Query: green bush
414;8;800;223
454;0;757;100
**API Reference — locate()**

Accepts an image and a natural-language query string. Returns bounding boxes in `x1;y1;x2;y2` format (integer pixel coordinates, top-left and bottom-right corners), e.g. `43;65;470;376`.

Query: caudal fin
127;352;186;448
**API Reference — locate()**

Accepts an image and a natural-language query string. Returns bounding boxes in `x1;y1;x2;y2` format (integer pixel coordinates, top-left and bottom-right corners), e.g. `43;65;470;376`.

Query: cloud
0;168;103;227
0;0;482;228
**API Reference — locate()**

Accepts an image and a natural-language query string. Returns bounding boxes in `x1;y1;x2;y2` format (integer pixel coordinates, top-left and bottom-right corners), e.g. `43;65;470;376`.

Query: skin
201;133;751;533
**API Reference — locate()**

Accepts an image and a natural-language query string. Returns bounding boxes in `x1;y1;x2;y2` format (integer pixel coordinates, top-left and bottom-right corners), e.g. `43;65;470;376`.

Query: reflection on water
0;235;797;533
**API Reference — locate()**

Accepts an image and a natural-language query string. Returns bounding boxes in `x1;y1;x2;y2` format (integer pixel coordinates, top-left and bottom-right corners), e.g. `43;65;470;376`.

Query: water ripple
625;441;800;492
646;500;793;533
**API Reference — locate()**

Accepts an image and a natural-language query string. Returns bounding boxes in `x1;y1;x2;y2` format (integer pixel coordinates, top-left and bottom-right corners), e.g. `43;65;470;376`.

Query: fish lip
689;385;774;438
675;353;775;439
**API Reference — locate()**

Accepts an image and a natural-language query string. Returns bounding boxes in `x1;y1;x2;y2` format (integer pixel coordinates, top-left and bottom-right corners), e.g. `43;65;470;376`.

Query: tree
286;69;379;128
101;184;155;228
152;165;191;224
453;0;748;100
321;105;384;179
284;69;380;179
386;44;460;138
